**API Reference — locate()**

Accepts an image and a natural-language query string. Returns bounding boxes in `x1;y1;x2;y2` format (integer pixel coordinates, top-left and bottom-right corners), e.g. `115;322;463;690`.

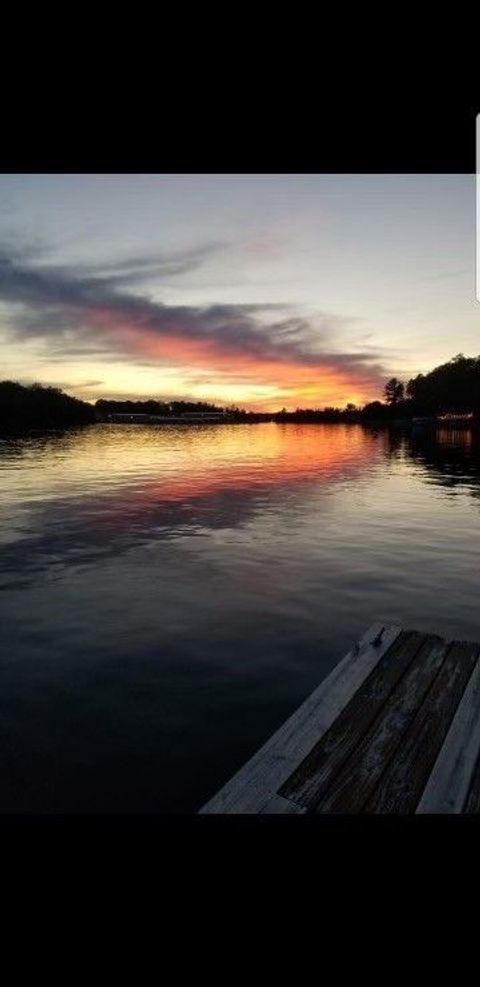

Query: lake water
1;422;480;813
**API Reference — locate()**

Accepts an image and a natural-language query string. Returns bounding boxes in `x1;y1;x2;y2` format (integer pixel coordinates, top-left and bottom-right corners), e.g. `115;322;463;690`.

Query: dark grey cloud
15;377;105;391
0;243;386;388
73;242;225;284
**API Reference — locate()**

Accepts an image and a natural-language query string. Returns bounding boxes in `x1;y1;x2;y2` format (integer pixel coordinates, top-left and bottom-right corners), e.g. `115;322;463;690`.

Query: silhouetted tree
362;400;388;421
406;356;480;414
384;378;405;406
0;381;95;431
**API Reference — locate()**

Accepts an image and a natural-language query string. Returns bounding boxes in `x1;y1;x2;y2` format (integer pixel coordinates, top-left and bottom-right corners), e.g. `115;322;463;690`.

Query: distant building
106;411;227;424
107;413;153;423
170;411;226;421
436;412;474;422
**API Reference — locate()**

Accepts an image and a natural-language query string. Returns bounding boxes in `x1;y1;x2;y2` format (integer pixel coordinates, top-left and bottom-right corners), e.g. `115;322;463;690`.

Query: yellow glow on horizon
1;335;380;411
63;370;378;411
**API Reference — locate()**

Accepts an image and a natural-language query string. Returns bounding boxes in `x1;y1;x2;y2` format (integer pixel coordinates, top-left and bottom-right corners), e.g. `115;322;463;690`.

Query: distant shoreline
2;417;478;440
3;356;480;433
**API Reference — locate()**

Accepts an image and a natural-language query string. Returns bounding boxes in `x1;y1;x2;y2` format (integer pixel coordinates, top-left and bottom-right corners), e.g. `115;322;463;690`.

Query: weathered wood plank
279;630;429;809
464;752;480;813
417;651;480;813
199;622;401;813
260;794;307;814
365;641;480;814
316;636;449;813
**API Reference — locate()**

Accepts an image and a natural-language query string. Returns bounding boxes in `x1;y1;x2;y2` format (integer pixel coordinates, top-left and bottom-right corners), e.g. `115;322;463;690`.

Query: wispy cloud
0;242;387;406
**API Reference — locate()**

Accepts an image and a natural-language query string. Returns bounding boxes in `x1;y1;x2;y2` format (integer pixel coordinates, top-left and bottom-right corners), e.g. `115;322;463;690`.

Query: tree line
1;354;479;431
280;355;480;424
95;398;222;416
366;354;480;420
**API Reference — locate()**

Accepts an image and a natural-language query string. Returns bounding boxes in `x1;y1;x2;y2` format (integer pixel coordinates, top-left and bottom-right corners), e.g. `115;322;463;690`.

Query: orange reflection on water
83;423;385;519
0;424;386;519
436;428;473;448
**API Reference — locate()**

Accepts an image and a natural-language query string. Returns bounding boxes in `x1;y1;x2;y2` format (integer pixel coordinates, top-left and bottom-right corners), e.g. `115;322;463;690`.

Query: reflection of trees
0;430;74;460
403;428;480;496
363;425;405;459
385;428;405;458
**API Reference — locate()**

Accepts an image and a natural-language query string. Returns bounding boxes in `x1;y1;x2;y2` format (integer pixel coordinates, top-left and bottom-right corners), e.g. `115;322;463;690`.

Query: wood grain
261;794;307;814
417;651;480;813
279;630;430;809
365;641;479;814
464;753;480;813
316;636;449;813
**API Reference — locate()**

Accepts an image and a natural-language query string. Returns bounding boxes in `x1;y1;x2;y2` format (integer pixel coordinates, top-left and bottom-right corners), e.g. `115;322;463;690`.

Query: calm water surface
1;422;480;812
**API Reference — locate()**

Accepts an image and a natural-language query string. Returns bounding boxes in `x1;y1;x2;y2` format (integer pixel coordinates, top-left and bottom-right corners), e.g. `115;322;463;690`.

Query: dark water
1;422;480;813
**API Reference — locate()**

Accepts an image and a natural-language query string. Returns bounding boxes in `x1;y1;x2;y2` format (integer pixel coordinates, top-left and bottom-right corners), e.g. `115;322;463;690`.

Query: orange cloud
93;316;380;410
1;247;385;410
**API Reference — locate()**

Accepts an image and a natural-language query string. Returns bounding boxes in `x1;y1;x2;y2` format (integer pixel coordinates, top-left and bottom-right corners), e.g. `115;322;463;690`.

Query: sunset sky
0;174;477;410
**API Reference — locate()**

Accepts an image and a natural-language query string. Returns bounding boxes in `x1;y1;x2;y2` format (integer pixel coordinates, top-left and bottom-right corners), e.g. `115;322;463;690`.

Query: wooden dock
200;622;480;814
